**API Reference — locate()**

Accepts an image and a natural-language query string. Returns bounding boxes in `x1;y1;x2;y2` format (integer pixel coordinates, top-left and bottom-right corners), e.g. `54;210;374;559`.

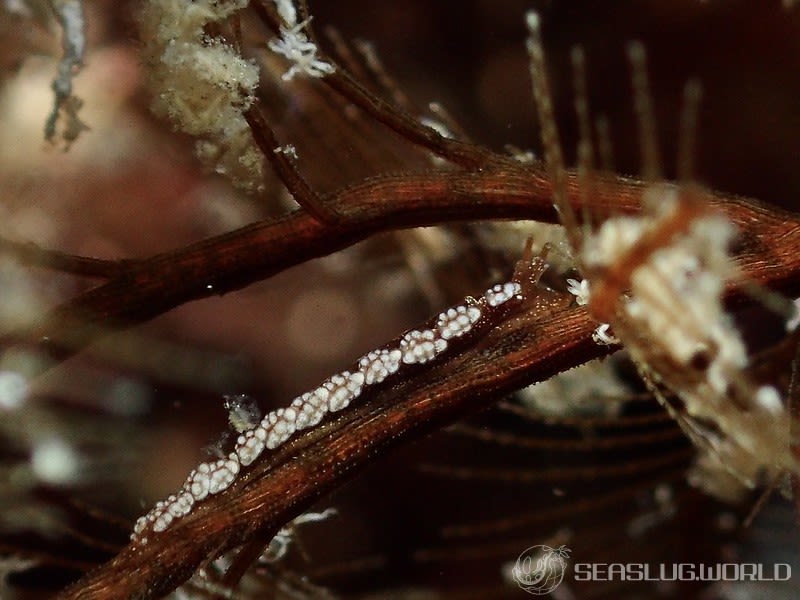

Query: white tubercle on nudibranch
186;462;213;501
400;329;448;364
358;348;403;385
484;282;522;307
207;455;241;494
236;426;267;466
293;388;328;430
323;371;365;412
436;305;482;340
264;408;295;449
131;279;525;543
154;491;195;532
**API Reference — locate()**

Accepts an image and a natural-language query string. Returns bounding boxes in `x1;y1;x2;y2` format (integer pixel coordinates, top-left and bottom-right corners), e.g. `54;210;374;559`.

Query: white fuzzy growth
484;282;522;307
436;305;482;340
138;0;262;191
625;214;744;379
358;348;402;385
157;41;259;136
583;186;681;270
566;278;590;306
581;189;797;485
583;191;745;383
274;144;298;159
268;24;335;80
273;0;298;26
591;323;618;345
582;216;645;269
400;330;447;364
224;394;261;433
142;0;250;43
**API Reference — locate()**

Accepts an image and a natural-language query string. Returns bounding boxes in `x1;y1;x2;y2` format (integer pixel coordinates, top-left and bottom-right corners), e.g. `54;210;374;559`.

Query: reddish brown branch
251;0;497;169
16;4;800;598
0;235;127;278
46;172;800;598
50;185;800;596
12;167;800;372
244;105;342;224
57;285;602;599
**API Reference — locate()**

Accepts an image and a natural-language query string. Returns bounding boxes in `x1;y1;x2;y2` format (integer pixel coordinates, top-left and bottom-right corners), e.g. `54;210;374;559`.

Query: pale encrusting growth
526;11;796;499
137;0;264;192
131;281;523;544
520;358;631;419
584;187;794;493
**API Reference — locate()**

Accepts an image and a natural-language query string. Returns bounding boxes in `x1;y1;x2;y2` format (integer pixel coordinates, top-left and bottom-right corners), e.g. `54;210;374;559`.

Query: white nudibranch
131;279;524;542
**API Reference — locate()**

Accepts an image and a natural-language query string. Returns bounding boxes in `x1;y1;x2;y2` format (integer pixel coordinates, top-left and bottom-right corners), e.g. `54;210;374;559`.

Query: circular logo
512;544;571;595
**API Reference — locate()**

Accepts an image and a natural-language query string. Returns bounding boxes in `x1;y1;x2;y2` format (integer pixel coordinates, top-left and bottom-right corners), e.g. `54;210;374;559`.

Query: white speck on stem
274;144;298;159
592;323;618;345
